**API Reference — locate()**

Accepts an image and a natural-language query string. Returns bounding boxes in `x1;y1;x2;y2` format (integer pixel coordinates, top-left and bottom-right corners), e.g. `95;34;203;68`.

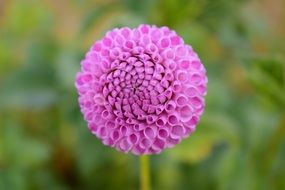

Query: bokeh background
0;0;285;189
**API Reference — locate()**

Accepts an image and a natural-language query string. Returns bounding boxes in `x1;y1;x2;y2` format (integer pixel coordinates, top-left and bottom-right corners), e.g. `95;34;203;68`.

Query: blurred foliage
0;0;285;189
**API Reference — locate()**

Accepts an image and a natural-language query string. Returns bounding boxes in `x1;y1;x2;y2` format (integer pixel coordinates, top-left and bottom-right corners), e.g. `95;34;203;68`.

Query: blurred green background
0;0;285;189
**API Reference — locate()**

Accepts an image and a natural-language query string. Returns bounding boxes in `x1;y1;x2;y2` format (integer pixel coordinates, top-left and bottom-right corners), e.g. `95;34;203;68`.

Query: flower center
101;52;172;125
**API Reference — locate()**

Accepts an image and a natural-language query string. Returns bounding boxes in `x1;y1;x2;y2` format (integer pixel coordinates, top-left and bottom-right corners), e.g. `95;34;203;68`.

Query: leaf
245;57;285;108
0;66;58;110
79;3;121;34
168;112;239;163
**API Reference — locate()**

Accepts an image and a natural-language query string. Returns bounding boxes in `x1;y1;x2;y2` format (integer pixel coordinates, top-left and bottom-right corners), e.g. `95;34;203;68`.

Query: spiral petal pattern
75;24;207;155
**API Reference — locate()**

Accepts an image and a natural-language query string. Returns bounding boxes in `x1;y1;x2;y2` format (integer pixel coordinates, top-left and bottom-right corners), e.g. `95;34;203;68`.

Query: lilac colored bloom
75;24;207;155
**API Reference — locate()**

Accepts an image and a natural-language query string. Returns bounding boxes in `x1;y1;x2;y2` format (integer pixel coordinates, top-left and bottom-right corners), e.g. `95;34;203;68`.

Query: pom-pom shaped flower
75;24;207;155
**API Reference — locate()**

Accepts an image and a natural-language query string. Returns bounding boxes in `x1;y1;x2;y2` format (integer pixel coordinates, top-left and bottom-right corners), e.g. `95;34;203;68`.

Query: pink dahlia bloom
75;24;207;155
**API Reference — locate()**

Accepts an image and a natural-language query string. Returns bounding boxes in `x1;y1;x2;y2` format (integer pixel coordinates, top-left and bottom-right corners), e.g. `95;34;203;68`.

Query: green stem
140;155;151;190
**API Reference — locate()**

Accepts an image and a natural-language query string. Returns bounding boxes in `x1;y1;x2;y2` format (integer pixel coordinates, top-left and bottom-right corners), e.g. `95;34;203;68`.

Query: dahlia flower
75;24;207;155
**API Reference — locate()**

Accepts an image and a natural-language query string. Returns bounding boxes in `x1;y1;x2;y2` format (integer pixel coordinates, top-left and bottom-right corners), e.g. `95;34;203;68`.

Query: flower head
75;24;207;155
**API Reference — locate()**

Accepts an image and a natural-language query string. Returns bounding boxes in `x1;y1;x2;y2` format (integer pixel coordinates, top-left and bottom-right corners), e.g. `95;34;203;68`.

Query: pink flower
75;24;207;155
